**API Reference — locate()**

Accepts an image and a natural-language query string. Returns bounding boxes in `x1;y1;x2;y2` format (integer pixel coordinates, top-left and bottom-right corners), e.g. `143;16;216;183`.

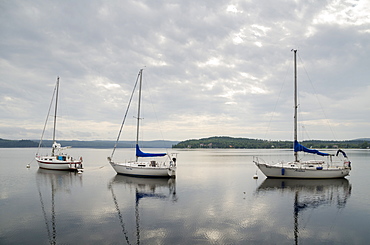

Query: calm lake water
0;148;369;244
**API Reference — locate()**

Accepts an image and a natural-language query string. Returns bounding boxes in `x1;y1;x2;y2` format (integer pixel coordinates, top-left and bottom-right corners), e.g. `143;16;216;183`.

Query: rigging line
297;53;338;141
110;71;141;160
135;189;141;245
51;182;56;245
326;203;345;238
37;180;53;244
109;183;132;245
301;203;314;231
26;158;34;168
143;72;170;157
264;60;290;140
37;80;58;155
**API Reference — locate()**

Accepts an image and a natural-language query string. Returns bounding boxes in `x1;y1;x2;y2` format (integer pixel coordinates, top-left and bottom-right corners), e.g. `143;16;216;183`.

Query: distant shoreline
1;136;369;149
0;139;179;148
172;136;370;149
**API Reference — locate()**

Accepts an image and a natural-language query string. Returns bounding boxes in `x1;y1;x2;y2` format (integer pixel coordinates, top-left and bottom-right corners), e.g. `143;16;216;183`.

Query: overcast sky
1;0;369;142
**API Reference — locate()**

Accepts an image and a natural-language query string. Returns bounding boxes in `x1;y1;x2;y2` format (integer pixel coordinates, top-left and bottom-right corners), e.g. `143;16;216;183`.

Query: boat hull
36;158;82;171
255;162;350;179
110;162;176;178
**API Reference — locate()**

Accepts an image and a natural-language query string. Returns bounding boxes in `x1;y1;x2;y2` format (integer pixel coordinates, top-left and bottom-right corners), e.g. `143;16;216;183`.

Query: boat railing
68;162;83;170
125;160;169;168
253;156;274;165
252;156;259;165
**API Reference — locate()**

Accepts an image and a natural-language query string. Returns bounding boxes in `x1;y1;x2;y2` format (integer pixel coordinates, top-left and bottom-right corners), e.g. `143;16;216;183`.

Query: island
172;136;370;149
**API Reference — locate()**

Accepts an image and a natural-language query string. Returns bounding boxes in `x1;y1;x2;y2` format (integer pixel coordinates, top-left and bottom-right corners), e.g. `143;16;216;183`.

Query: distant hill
2;137;369;149
173;136;370;149
0;138;39;148
38;140;179;148
351;138;370;141
0;139;179;148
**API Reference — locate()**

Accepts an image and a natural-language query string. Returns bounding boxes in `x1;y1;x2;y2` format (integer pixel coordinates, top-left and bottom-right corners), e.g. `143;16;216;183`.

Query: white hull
255;161;350;179
110;161;176;178
36;157;82;171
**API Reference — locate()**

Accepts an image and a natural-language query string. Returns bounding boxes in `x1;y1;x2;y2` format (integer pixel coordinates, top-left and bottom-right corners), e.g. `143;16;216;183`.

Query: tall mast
136;69;143;161
52;77;59;156
293;50;298;162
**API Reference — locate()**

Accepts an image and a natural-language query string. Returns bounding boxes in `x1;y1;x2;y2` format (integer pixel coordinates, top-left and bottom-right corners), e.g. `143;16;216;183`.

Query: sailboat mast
136;70;143;161
52;77;59;156
293;50;298;162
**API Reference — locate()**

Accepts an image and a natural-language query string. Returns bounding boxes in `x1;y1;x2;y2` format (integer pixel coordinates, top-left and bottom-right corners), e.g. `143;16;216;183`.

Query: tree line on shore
0;138;177;148
172;136;370;149
1;137;369;149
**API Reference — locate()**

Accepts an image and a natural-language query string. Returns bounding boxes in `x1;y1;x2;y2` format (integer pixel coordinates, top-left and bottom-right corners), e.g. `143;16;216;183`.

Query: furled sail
136;144;166;157
294;140;330;156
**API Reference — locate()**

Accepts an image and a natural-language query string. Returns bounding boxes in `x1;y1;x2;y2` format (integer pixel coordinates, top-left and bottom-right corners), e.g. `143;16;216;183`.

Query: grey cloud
1;0;369;141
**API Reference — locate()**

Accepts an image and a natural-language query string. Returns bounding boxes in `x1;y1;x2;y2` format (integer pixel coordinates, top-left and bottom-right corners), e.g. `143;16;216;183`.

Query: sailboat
35;77;83;171
108;69;177;177
254;50;351;178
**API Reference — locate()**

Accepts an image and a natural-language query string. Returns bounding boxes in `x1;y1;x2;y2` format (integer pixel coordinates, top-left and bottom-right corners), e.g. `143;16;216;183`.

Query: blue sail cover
136;192;167;203
294;140;330;156
136;144;166;157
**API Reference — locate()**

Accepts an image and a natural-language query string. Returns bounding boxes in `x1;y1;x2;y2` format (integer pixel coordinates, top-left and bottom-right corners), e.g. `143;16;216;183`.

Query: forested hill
0;138;178;148
172;136;370;149
2;137;369;149
0;138;39;147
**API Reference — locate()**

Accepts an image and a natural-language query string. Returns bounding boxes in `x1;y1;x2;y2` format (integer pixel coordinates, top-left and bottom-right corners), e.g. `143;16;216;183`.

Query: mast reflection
36;169;83;245
256;178;351;245
108;175;177;245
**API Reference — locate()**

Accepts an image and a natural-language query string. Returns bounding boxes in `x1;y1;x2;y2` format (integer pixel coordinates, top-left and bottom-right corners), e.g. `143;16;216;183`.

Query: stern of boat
167;166;176;178
168;158;177;178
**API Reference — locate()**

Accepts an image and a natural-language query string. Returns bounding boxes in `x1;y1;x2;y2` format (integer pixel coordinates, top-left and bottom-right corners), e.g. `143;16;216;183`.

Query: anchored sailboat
108;69;176;177
254;50;351;178
35;77;83;171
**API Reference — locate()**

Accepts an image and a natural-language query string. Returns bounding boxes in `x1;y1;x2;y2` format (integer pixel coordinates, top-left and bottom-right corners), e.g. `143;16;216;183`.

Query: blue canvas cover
294;140;330;156
136;144;166;157
136;192;167;204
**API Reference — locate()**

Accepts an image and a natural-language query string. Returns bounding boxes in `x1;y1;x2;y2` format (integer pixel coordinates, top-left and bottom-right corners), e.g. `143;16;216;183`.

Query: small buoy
253;171;258;179
26;164;30;168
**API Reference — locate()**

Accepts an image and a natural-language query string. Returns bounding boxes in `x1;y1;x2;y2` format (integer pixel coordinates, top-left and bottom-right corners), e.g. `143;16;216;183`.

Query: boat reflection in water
108;175;177;244
256;178;351;245
36;169;83;245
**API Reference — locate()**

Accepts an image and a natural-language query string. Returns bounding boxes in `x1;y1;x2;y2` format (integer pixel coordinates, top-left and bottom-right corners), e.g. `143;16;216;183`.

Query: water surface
0;148;369;244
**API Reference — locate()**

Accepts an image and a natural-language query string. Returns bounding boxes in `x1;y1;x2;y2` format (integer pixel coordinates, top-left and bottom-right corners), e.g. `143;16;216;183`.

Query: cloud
1;0;369;141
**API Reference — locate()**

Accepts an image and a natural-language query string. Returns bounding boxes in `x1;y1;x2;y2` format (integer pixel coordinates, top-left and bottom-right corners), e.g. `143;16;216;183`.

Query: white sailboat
36;77;83;171
108;69;177;177
254;50;351;178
